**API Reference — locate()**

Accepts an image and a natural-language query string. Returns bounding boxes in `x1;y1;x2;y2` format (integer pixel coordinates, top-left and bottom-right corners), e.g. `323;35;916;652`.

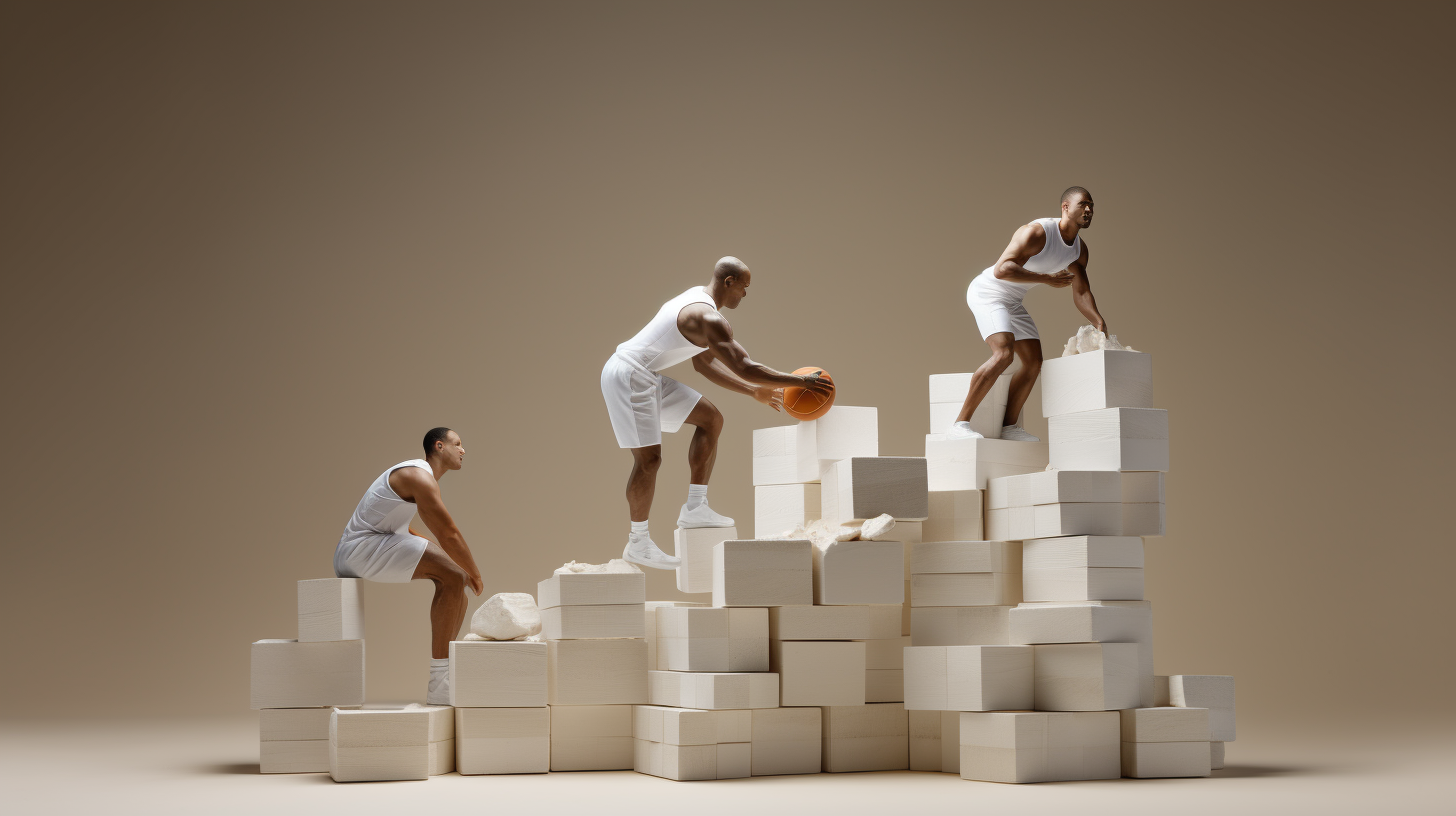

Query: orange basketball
783;366;835;421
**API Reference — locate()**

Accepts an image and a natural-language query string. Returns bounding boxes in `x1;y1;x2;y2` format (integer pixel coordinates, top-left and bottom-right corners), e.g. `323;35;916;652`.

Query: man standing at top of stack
950;187;1110;441
334;427;483;704
602;256;834;570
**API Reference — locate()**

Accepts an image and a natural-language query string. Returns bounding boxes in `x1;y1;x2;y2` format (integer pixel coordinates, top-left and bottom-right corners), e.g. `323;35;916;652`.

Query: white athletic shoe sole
677;502;735;528
622;542;682;570
999;426;1041;442
946;425;984;440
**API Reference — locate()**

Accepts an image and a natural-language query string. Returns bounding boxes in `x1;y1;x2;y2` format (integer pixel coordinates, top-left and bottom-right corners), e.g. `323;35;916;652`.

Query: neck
1057;215;1080;242
705;281;725;309
426;457;446;480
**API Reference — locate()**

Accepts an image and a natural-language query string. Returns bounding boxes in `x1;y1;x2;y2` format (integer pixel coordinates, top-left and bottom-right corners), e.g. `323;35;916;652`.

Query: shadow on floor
1215;764;1310;778
205;762;260;775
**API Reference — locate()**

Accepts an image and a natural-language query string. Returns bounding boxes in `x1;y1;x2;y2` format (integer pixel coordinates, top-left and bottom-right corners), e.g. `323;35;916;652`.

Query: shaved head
714;256;749;283
1061;186;1091;205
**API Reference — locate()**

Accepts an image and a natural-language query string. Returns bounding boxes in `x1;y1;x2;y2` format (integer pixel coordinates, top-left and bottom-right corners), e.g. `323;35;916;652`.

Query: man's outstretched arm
397;469;483;595
698;313;833;398
1068;243;1107;332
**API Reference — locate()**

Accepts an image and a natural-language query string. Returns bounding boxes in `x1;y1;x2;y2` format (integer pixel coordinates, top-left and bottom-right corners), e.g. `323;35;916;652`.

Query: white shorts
601;352;702;449
967;275;1039;341
334;532;428;583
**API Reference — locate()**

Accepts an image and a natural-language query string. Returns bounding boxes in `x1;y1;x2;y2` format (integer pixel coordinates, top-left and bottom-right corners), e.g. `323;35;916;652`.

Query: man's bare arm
1068;243;1106;333
692;352;784;412
993;223;1076;288
393;468;483;594
696;312;827;391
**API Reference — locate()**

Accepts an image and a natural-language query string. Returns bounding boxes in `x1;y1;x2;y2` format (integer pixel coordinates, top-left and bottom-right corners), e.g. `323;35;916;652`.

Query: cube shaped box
959;711;1121;783
537;571;645;608
329;707;430;782
813;540;905;604
751;707;822;776
770;641;866;707
1012;600;1157;708
633;739;751;781
549;704;634;771
928;372;1010;437
910;572;1021;607
754;483;821;539
1022;536;1143;570
1119;707;1210;743
1048;407;1169;472
821;703;909;772
1120;740;1212;778
910;540;1020;574
654;606;767;672
297;578;364;642
911;606;1012;646
1022;567;1145;602
644;601;708;669
925;435;1048;491
633;705;752;746
923;489;985;541
821;457;930;526
540;603;646;640
796;405;879;473
987;470;1122;509
647;671;779;710
1169;675;1236;741
1032;643;1141;711
250;639;365;710
673;526;738;594
903;645;1034;711
1040;349;1153;418
769;604;903;640
449;640;547;708
547;639;648;706
753;426;816;486
712;540;813;607
260;706;343;774
455;707;551;775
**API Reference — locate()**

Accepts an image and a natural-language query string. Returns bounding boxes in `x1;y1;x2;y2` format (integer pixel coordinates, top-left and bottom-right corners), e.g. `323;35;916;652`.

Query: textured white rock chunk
470;593;542;640
555;559;641;574
860;513;896;540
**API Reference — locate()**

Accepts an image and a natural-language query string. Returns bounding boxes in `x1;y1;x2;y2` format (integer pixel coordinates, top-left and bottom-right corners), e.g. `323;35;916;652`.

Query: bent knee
989;349;1015;370
635;450;664;471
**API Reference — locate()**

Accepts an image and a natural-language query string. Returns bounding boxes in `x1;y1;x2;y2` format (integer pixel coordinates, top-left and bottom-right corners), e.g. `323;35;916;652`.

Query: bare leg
955;332;1016;423
411;541;469;660
626;444;663;523
1003;339;1044;425
683;397;724;485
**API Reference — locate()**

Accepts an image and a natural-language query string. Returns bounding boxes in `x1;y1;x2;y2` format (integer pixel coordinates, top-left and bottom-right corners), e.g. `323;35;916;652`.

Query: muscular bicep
998;223;1045;267
412;483;459;540
700;314;753;368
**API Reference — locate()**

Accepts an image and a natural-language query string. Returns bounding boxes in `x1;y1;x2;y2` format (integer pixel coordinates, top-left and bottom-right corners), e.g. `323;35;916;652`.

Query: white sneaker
622;536;682;570
677;502;735;528
946;421;983;440
1000;423;1040;442
426;672;450;706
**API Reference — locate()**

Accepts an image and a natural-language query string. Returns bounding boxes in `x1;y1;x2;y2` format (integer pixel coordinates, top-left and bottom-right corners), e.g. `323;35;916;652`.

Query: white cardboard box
1022;567;1145;602
988;470;1122;509
796;406;879;474
712;540;813;607
632;705;752;745
770;641;866;707
548;704;633;771
1041;350;1153;418
754;483;821;538
910;605;1012;646
751;707;822;776
768;605;903;640
673;526;738;594
910;540;1020;574
813;540;905;605
455;706;550;775
903;645;1034;711
909;572;1021;607
1048;407;1169;472
1032;643;1141;711
959;710;1120;783
647;671;779;710
297;579;364;643
1120;740;1212;778
547;639;648;706
644;601;709;669
540;603;647;640
538;572;646;608
1119;707;1211;743
922;489;985;541
753;426;816;486
928;372;1011;437
821;703;909;772
821;457;930;526
925;435;1048;491
329;707;430;782
250;639;365;710
1022;536;1143;570
654;606;768;672
1012;600;1156;707
633;739;751;780
449;640;548;708
1168;675;1236;741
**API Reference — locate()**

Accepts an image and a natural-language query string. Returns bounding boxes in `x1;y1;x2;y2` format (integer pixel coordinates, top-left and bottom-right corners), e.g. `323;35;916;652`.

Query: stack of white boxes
448;634;549;775
252;579;367;775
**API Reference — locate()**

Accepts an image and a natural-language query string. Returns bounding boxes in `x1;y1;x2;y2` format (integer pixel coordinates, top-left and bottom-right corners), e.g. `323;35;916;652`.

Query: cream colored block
751;707;822;775
821;457;930;526
908;709;942;772
910;572;1021;607
297;579;364;643
911;605;1012;646
903;581;913;636
1023;567;1144;602
647;671;779;710
866;669;905;702
928;372;1010;437
770;641;866;707
712;540;813;607
813;540;905;604
903;645;1033;711
985;507;1029;540
1154;675;1171;706
673;526;738;594
250;639;364;710
1041;349;1153;418
959;710;1121;783
548;704;633;771
940;710;961;773
633;739;751;780
1048;407;1169;472
430;739;454;775
409;704;455;775
540;603;646;640
328;707;430;782
1211;740;1225;770
821;703;909;772
449;640;547;707
455;707;550;775
1121;502;1166;537
547;639;648;705
923;489;985;541
768;605;903;640
910;540;1019;574
1168;675;1236;741
856;636;910;670
1121;740;1211;778
754;483;821;538
1023;536;1143;569
259;706;339;742
1033;643;1140;711
538;571;646;608
1012;600;1156;707
1122;471;1166;503
753;426;816;485
1033;503;1123;537
796;405;879;474
632;705;752;745
654;606;768;671
925;434;1048;491
1120;707;1210;743
644;601;709;668
260;738;328;774
988;470;1122;509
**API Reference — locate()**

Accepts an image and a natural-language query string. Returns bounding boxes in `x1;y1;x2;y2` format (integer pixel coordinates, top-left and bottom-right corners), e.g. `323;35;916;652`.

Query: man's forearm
701;359;759;396
994;261;1063;285
1074;291;1106;331
438;534;480;577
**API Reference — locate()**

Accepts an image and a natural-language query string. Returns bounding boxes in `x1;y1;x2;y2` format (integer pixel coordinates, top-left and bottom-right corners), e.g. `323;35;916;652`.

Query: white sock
630;520;650;540
953;421;971;429
687;484;708;509
429;657;448;677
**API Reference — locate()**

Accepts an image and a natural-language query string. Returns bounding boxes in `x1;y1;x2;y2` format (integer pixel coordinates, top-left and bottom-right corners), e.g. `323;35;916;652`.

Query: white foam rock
860;514;897;541
470;593;542;640
555;559;642;575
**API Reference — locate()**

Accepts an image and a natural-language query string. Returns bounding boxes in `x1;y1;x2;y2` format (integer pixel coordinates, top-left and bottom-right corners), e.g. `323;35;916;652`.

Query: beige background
1;0;1450;749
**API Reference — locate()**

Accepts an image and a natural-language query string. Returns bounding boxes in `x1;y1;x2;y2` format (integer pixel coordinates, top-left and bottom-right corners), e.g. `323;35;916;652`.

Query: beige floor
4;717;1451;816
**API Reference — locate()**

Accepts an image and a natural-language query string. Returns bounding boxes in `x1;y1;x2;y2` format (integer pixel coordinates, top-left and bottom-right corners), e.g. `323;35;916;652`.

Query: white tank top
973;217;1082;301
614;286;720;372
340;459;432;540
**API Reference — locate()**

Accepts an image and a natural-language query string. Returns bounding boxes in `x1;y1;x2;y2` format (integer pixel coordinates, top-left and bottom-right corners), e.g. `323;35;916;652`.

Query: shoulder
1014;221;1047;250
680;301;729;331
389;464;436;499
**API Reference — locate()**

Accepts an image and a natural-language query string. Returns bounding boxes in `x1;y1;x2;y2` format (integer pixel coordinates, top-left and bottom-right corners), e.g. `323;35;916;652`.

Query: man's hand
466;569;483;596
800;370;835;397
754;386;784;412
1047;270;1076;288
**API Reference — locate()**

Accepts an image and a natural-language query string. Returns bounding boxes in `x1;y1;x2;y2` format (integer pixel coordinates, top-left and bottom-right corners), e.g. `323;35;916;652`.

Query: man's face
1063;193;1094;228
721;269;751;309
435;431;465;470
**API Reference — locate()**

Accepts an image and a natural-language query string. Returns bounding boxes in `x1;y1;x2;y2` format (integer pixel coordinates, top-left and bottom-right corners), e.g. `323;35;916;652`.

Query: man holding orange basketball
951;186;1109;441
601;256;835;569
